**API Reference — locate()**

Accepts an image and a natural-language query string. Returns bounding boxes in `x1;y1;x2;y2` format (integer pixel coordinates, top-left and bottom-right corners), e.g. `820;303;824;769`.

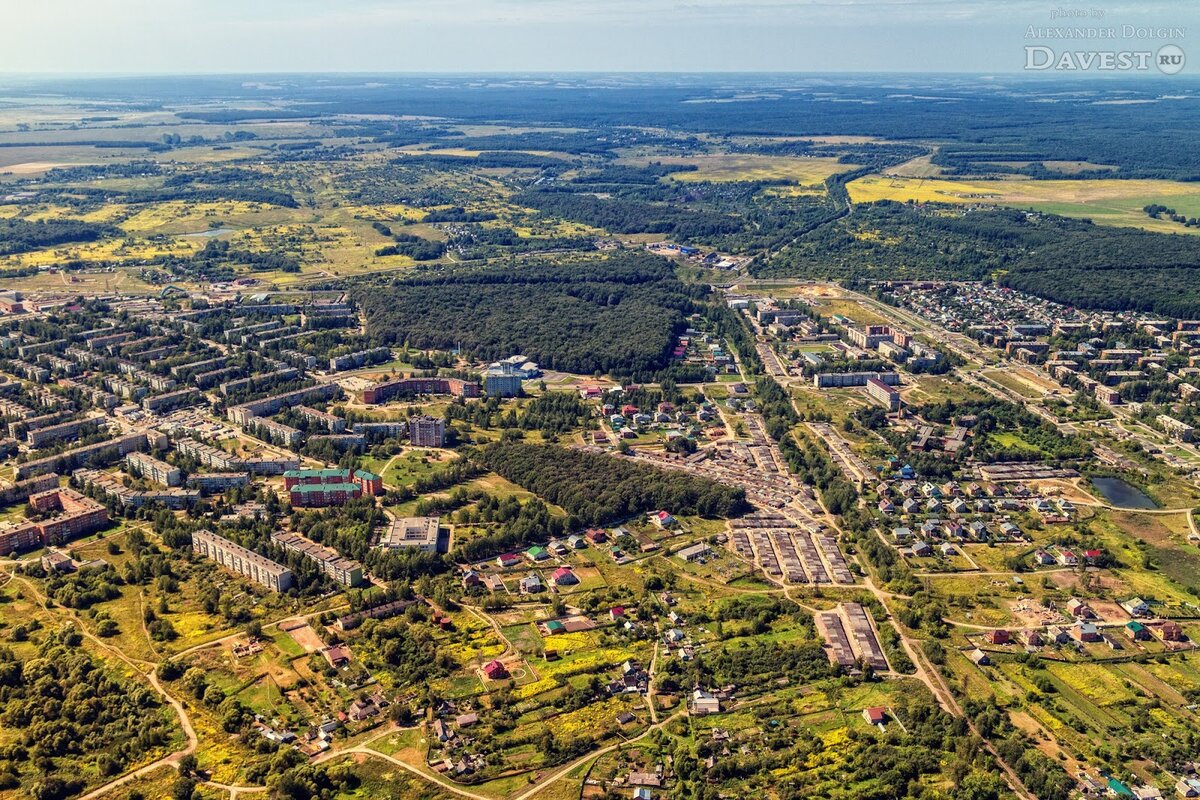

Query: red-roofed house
552;567;579;586
483;660;508;680
862;707;887;725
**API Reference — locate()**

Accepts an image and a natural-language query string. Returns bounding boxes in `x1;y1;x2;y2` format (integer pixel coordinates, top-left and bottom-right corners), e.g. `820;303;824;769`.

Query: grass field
629;154;856;186
846;174;1200;234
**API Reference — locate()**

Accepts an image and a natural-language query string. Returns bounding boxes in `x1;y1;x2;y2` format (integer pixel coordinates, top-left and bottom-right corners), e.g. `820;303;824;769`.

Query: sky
0;0;1195;74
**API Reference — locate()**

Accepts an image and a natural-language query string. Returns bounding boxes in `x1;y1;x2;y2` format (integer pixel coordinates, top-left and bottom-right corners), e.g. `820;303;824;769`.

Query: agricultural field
847;174;1200;234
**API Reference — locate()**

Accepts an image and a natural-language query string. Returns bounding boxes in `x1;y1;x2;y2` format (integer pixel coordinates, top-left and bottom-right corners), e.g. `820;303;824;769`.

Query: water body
180;227;233;238
1091;477;1158;509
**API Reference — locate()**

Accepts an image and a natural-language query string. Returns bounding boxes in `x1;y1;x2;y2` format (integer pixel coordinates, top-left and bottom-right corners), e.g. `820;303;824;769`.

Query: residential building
126;451;182;487
409;415;446;448
192;529;293;591
271;531;364;587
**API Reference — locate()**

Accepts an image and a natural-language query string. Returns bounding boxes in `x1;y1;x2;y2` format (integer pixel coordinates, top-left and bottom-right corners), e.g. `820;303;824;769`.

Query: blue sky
2;0;1195;73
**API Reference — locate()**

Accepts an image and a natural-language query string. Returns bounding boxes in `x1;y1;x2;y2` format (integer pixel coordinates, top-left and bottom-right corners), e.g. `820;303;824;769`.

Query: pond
1091;477;1158;509
180;227;233;238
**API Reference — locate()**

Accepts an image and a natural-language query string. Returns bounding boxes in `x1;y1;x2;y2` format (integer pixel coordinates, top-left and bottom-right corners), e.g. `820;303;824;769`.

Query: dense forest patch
0;218;119;256
354;252;703;377
473;441;748;526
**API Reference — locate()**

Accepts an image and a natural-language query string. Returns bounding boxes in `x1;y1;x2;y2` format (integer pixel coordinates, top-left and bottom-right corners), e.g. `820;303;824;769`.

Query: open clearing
625;153;855;185
847;174;1200;234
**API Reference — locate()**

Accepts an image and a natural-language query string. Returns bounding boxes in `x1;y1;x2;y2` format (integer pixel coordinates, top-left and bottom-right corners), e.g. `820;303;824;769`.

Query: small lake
1091;477;1158;509
180;227;233;238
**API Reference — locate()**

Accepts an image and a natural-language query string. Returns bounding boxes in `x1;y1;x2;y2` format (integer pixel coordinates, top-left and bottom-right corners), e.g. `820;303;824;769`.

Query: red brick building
363;377;480;404
0;488;109;555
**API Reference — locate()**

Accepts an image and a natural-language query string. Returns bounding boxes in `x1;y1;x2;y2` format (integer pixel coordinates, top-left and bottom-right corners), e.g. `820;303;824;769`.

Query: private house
862;706;887;726
984;629;1010;645
1126;621;1151;641
497;553;521;568
552;567;579;586
1121;597;1151;618
1067;598;1095;619
650;510;677;528
323;645;352;669
483;660;508;680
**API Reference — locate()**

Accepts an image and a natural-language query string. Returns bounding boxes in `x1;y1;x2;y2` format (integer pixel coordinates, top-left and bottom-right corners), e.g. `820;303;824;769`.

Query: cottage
1066;598;1094;619
650;510;677;528
984;629;1010;645
526;545;550;562
1074;622;1101;643
552;566;579;586
1126;621;1151;641
483;660;508;680
1121;597;1151;618
497;553;521;568
323;645;351;668
1161;620;1184;641
862;706;887;726
969;648;991;666
520;574;544;594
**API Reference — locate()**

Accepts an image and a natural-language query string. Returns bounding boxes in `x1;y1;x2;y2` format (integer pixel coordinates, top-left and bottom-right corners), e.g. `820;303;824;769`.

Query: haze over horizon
2;0;1196;75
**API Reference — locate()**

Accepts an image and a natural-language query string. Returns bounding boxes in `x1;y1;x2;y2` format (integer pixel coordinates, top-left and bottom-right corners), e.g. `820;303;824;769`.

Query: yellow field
847;174;1200;234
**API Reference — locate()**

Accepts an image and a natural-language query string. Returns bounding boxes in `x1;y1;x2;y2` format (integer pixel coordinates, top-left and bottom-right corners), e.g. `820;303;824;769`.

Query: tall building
409;415;446;448
484;364;524;398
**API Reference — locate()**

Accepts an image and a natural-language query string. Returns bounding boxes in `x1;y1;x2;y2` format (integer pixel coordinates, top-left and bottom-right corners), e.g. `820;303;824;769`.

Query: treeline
514;188;743;239
473;441;748;526
1144;204;1200;227
0;218;118;256
375;232;445;261
354;253;702;377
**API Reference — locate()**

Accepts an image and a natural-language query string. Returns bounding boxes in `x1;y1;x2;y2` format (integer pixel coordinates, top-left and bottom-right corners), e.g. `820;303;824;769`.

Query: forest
354;253;704;377
0;218;118;256
0;632;177;798
472;441;748;526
